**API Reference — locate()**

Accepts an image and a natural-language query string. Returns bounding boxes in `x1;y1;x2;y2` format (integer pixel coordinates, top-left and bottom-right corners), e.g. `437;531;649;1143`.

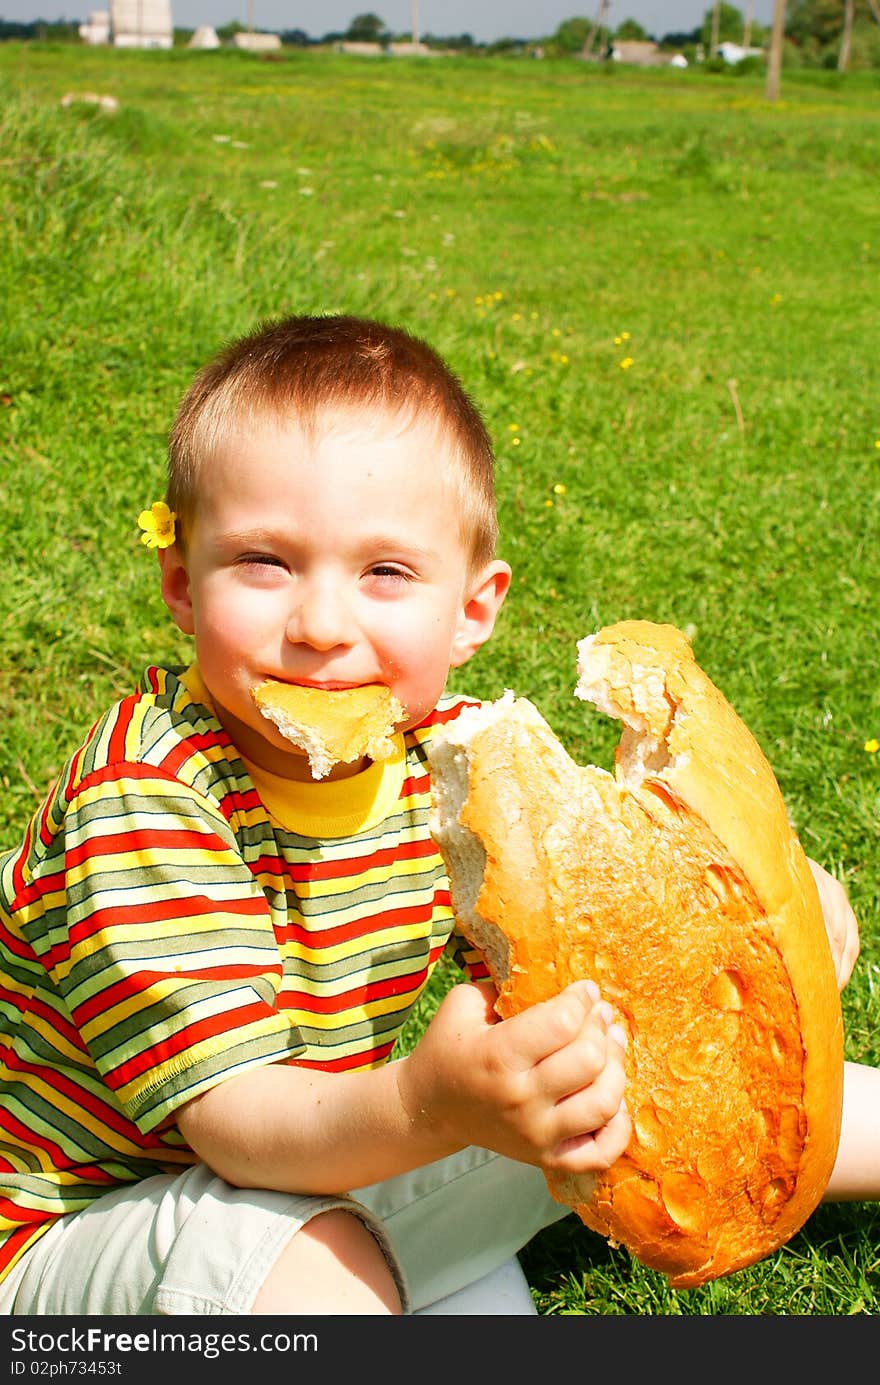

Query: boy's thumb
437;979;500;1032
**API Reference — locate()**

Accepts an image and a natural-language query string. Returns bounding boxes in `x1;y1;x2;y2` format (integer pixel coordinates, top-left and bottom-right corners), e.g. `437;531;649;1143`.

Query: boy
0;314;872;1316
0;314;629;1315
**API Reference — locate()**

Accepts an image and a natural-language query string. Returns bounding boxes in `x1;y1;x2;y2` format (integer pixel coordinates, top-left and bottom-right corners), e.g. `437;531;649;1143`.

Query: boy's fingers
535;1015;627;1104
549;1039;628;1137
493;981;605;1073
551;1104;632;1173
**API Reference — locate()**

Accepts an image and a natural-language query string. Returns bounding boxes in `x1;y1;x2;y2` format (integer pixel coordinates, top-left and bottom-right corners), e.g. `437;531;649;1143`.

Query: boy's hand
400;979;630;1177
808;858;859;990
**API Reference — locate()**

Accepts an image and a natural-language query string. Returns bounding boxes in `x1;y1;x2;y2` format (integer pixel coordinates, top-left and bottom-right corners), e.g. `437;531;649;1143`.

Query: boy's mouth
276;678;377;693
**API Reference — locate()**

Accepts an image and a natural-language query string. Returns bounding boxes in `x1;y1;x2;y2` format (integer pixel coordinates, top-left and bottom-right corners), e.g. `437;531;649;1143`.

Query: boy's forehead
218;403;458;466
285;402;446;448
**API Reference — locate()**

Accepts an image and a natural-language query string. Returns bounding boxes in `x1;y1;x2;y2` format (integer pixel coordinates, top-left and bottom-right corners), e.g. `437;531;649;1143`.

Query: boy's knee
253;1208;403;1315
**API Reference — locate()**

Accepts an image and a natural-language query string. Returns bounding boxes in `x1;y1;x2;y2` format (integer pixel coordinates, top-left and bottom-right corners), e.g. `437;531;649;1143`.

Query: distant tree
552;16;594;52
0;17;79;40
701;2;748;48
787;0;880;69
346;12;388;42
787;0;848;45
615;17;648;38
661;27;702;43
487;36;528;52
424;32;476;49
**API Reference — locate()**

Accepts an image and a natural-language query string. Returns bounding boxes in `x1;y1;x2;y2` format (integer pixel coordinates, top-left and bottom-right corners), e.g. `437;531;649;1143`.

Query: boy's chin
236;705;378;782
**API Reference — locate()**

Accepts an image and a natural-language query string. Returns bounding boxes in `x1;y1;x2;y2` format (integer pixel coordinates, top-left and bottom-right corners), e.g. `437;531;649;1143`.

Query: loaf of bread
252;681;404;779
427;620;844;1287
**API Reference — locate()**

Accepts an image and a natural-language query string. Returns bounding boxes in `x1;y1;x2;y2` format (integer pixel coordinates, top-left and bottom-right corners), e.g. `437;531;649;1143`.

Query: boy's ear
158;544;195;636
450;560;512;668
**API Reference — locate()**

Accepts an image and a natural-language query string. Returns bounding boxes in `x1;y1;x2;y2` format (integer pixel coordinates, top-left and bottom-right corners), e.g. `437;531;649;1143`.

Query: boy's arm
808;858;859;989
177;1052;447;1192
177;979;629;1194
822;1061;880;1201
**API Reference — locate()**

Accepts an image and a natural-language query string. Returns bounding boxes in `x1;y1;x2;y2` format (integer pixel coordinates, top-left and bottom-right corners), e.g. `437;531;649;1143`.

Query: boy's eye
239;553;287;570
369;564;410;581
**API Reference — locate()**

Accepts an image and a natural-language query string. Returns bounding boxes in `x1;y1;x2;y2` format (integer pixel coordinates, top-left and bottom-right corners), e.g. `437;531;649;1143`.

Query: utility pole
584;0;610;57
710;0;721;57
765;0;785;100
411;0;420;44
838;0;854;70
743;0;754;48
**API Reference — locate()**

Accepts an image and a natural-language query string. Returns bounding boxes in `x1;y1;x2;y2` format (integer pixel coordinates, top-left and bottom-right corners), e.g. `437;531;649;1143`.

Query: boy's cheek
199;588;272;641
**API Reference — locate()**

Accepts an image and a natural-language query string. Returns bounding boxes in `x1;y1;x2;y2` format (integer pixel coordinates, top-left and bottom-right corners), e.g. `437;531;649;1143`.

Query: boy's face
160;409;510;780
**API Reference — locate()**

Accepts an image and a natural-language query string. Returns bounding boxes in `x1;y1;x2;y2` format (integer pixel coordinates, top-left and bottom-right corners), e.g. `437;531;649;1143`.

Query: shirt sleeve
445;928;492;983
46;762;305;1133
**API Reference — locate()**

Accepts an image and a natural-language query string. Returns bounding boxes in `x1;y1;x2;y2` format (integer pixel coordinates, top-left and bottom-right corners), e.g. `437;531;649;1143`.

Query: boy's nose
285;580;353;651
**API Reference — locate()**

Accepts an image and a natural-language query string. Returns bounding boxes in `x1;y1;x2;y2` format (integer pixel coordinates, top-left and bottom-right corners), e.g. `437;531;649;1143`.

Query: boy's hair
167;314;499;569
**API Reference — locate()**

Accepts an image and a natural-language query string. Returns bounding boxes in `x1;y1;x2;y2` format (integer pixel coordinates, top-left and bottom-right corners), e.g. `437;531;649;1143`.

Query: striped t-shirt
0;665;487;1282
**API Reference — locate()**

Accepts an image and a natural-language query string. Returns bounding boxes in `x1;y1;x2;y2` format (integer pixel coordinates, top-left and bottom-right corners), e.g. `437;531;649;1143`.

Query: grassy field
1;42;879;1316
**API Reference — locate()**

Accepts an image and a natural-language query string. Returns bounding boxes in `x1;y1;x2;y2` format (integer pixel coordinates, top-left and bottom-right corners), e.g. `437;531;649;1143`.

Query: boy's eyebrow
213;526;281;547
358;533;444;560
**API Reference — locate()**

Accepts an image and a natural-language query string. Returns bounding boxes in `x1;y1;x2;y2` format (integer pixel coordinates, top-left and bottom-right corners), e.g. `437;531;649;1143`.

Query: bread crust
428;621;844;1287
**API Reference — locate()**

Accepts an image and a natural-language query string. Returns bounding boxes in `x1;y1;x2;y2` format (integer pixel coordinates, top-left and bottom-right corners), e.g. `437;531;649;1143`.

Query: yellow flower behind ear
137;501;176;549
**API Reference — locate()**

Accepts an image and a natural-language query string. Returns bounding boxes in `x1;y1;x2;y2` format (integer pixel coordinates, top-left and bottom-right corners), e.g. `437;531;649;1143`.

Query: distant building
716;41;764;63
188;24;220;48
334;40;384;55
110;0;173;48
606;40;689;68
610;40;663;65
79;9;111;43
388;41;436;56
232;31;282;51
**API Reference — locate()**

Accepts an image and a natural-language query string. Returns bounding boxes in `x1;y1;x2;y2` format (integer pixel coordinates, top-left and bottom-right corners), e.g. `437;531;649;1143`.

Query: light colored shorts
0;1147;568;1316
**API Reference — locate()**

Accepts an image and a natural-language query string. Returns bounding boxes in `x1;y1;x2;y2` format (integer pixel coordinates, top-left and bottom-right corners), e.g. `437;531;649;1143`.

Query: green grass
1;42;878;1315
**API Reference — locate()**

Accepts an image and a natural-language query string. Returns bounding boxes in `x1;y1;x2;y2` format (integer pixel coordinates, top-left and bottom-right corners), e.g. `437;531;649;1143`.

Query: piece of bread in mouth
427;619;844;1288
251;681;405;780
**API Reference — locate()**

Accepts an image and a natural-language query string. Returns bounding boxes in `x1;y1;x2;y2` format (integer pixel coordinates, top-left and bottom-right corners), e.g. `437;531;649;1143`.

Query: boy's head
168;313;499;573
159;314;511;781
